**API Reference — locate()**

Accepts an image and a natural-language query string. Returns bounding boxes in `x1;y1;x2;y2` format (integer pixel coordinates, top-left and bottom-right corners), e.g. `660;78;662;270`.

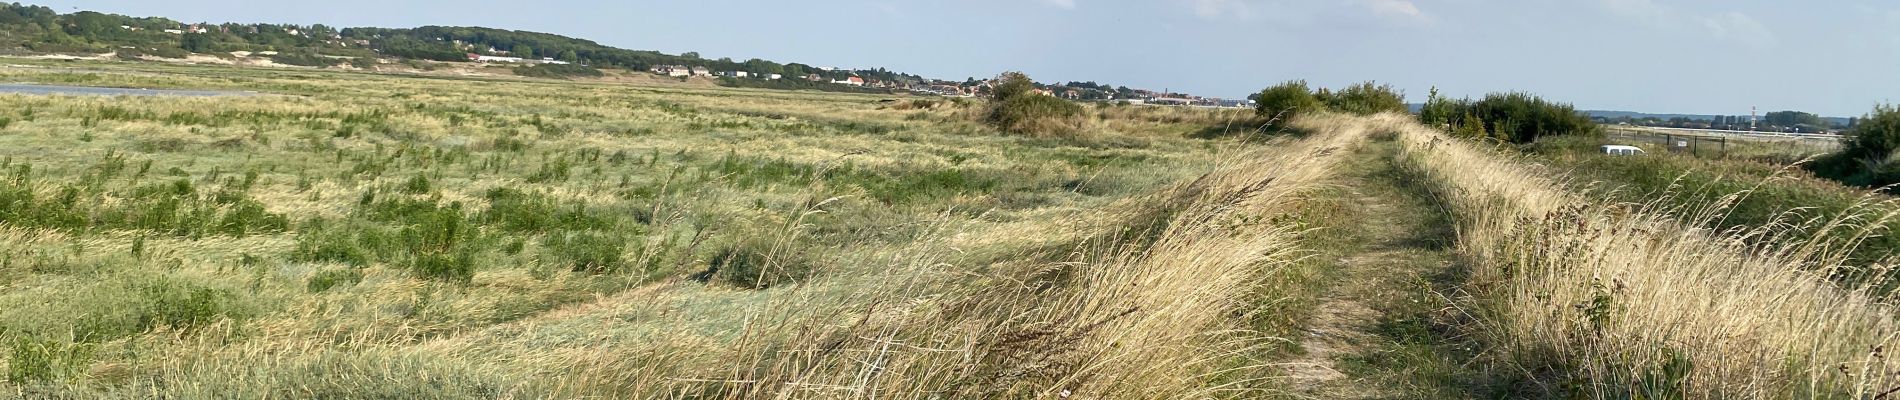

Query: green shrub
1251;80;1322;123
984;72;1083;136
1809;104;1900;189
1320;81;1406;115
1420;91;1596;144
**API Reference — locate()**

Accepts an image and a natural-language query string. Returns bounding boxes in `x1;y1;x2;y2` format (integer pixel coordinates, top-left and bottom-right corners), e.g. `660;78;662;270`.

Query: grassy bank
1384;113;1900;398
1530;135;1900;283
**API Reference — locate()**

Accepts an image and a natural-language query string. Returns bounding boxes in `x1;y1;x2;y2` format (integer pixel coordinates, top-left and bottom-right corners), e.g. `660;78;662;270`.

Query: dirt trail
1281;138;1478;399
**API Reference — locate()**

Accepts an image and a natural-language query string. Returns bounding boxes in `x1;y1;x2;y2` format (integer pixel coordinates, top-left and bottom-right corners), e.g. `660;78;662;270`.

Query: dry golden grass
1378;112;1900;398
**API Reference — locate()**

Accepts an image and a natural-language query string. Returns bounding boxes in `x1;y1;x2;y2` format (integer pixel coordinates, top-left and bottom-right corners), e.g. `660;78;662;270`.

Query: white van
1600;145;1645;156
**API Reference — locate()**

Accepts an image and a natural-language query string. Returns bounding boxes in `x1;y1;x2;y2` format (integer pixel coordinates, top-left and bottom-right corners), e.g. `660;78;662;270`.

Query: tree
1810;105;1900;189
180;32;214;53
1252;80;1321;122
512;44;532;58
557;50;578;62
989;72;1035;102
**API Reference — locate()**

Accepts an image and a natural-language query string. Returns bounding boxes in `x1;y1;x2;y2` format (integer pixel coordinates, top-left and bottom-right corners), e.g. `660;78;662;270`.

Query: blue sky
30;0;1900;116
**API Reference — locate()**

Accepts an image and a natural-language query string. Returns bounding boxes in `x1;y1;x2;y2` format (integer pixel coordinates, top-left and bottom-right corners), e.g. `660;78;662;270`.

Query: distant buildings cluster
465;53;570;65
641;65;1252;108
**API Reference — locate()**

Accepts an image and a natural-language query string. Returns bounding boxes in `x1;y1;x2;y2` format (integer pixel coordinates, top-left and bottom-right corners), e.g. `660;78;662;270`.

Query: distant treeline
0;3;923;84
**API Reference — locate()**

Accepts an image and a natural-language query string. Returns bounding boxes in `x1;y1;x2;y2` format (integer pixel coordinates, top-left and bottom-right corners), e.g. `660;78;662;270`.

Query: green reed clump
705;238;810;289
541;231;629;274
479;188;619;233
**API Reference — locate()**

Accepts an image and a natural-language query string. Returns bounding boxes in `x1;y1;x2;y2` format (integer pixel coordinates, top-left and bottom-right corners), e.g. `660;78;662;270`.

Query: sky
27;0;1900;117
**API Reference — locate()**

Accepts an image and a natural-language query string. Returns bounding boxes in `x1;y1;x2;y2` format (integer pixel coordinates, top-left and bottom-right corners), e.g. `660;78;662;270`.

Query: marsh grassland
0;61;1372;398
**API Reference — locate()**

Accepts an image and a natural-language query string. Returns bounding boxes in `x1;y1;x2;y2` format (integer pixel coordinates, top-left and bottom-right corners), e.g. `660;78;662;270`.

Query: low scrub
1316;81;1406;115
1808;104;1900;189
1251;80;1404;129
1418;90;1596;143
984;71;1084;136
1251;80;1323;126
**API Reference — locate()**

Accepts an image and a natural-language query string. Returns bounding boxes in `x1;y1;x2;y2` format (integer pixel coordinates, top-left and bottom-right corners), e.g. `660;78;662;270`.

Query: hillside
0;3;920;84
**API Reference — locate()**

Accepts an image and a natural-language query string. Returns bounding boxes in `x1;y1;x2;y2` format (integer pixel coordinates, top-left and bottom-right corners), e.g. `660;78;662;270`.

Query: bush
1809;104;1900;188
512;64;603;79
1321;81;1406;115
1252;80;1322;123
984;71;1083;136
1420;91;1596;144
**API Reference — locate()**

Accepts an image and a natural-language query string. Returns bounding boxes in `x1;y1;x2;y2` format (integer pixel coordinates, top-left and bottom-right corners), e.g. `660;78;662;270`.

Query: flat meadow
0;60;1325;397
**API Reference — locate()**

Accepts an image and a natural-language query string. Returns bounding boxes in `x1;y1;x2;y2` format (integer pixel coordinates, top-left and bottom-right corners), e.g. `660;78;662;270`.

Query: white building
651;65;691;77
466;53;524;63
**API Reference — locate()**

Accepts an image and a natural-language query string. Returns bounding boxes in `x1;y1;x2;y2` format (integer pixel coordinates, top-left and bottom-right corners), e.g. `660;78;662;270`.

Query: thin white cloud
1363;0;1420;17
872;2;902;17
1189;0;1252;20
1600;0;1776;48
1358;0;1430;24
1699;11;1776;48
1042;0;1077;9
1602;0;1667;25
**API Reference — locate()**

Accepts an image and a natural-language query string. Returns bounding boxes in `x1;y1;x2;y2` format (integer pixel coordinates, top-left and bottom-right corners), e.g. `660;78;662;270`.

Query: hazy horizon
29;0;1899;117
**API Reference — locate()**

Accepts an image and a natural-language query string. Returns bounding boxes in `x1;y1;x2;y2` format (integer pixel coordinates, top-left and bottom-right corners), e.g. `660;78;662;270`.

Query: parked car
1600;145;1646;156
